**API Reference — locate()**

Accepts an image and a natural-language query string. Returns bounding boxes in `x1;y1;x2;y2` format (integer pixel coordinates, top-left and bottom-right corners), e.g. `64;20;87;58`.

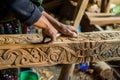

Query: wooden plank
89;17;120;25
86;12;115;17
85;12;120;25
73;0;89;28
0;31;120;69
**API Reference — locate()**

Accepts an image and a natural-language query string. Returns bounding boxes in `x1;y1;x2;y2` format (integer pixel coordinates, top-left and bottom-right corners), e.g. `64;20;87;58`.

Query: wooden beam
73;0;89;28
0;31;120;69
85;12;120;26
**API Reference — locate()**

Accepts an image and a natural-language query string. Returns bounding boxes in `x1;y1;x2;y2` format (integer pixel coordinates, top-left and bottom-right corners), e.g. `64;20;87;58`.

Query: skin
34;11;78;43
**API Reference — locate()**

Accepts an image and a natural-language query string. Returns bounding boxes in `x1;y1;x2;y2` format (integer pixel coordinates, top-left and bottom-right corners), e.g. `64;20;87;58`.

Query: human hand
34;15;58;43
56;24;78;37
42;11;78;37
42;25;58;43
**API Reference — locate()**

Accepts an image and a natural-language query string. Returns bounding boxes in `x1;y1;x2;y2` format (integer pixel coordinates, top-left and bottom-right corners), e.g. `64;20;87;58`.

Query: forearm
34;15;48;29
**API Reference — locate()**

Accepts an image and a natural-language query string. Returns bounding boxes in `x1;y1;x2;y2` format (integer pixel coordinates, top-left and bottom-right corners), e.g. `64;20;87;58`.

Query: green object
31;0;43;6
20;70;40;80
111;5;120;14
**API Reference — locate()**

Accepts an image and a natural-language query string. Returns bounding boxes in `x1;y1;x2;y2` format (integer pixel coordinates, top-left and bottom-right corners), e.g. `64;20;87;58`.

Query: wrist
34;15;48;29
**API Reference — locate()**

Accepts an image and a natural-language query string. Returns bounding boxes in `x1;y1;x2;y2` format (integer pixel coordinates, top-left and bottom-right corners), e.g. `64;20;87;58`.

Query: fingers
42;30;57;44
68;26;78;33
67;29;78;37
62;26;78;37
51;33;57;42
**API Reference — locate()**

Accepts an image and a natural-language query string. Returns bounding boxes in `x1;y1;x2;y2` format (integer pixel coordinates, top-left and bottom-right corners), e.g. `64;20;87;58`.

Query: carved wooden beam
0;31;120;69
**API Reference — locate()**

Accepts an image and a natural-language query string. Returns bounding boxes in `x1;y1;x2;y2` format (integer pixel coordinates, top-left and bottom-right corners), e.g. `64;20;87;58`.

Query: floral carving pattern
0;31;120;69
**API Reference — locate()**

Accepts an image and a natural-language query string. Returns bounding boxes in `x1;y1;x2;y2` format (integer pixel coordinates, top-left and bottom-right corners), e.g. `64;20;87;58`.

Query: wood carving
0;31;120;69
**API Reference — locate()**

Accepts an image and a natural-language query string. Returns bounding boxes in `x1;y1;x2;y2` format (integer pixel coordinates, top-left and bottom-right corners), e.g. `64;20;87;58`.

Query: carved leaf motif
0;32;120;69
30;48;48;62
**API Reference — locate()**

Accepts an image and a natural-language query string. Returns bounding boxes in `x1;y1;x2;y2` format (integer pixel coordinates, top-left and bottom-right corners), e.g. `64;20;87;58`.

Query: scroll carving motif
0;31;120;69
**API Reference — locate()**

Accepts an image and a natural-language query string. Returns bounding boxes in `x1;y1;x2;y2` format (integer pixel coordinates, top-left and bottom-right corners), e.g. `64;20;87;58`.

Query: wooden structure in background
73;0;89;28
42;0;64;10
86;12;120;26
101;0;111;13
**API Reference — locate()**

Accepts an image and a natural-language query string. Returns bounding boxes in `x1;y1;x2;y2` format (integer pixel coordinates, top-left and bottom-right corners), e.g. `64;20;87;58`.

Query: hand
42;11;78;37
34;15;58;43
56;24;78;37
42;24;58;43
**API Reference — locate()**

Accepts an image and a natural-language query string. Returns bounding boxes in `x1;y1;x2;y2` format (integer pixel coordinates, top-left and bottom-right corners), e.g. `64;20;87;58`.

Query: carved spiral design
47;48;59;63
50;53;59;62
46;45;79;63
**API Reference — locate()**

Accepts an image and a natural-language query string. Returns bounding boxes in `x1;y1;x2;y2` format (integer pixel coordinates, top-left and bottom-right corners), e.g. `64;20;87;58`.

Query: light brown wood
86;12;120;26
0;31;120;69
73;0;89;28
86;12;115;17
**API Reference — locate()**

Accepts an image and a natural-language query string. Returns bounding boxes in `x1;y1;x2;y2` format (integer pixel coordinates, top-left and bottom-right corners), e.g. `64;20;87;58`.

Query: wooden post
73;0;89;28
101;0;111;13
58;64;75;80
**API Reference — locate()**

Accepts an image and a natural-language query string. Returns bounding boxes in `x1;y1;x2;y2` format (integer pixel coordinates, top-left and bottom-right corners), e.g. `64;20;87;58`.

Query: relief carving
0;31;120;69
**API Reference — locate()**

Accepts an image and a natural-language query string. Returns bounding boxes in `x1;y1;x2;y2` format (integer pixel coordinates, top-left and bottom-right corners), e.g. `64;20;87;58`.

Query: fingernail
73;33;78;37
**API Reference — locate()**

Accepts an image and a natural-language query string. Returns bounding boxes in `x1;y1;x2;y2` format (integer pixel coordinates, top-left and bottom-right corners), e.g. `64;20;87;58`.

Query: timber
85;12;120;26
0;31;120;69
73;0;89;28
